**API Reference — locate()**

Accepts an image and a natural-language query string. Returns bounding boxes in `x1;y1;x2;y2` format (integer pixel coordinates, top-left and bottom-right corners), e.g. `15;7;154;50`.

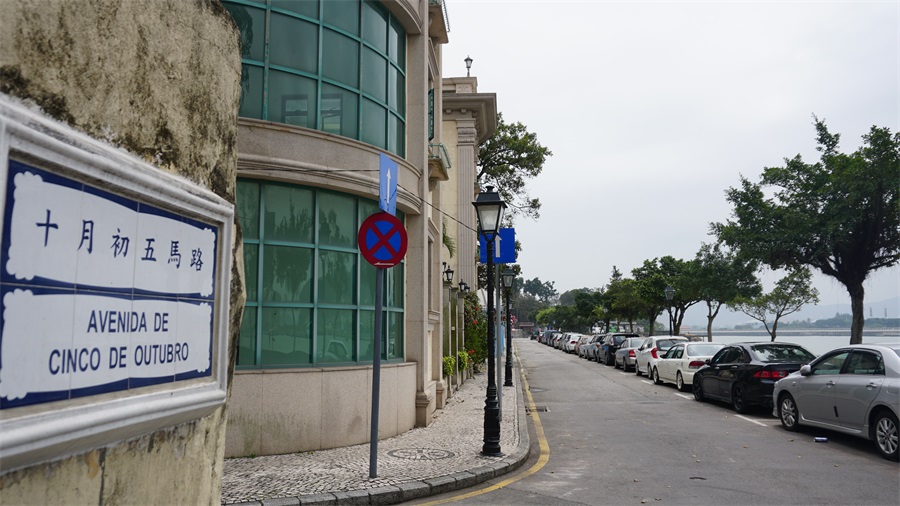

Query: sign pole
494;266;502;421
369;267;384;478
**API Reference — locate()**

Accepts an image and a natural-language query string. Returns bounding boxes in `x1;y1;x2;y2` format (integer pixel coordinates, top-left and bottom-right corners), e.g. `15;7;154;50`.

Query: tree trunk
647;311;656;336
706;301;720;342
769;319;778;342
848;282;865;345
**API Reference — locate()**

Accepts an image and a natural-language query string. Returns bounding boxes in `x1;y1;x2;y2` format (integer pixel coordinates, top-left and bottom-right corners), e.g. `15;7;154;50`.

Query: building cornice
441;93;497;143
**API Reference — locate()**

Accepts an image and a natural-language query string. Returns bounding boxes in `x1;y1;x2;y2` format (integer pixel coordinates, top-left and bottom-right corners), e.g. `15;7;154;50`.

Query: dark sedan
692;342;816;413
596;333;641;366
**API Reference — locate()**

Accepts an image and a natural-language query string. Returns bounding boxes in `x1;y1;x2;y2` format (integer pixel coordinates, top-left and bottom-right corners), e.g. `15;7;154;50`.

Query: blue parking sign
379;153;398;215
479;228;515;264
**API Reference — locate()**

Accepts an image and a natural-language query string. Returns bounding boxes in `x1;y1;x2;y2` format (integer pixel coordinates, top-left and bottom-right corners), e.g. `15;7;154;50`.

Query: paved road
415;339;900;505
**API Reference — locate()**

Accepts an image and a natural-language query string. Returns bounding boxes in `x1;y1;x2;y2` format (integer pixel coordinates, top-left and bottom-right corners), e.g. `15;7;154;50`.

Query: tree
694;243;762;341
632;256;701;336
732;269;820;341
477;113;552;219
523;277;558;304
715;119;900;344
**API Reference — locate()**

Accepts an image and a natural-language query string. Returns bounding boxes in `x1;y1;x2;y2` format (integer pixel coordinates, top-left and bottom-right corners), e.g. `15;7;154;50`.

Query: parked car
614;337;646;371
653;342;725;391
551;332;564;348
575;335;594;358
597;333;641;366
584;334;606;361
693;342;816;413
773;343;900;461
563;333;582;353
635;336;688;377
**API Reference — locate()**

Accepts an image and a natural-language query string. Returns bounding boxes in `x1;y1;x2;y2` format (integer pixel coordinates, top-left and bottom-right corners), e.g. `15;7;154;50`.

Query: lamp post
664;285;675;337
501;268;515;387
465;55;473;77
472;185;505;456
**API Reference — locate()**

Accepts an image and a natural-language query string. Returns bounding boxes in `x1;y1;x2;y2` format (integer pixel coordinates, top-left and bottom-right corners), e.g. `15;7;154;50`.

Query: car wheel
676;372;688;392
731;384;749;414
693;378;704;402
873;410;900;461
635;362;643;376
614;359;620;369
778;393;800;432
652;367;662;385
606;354;614;366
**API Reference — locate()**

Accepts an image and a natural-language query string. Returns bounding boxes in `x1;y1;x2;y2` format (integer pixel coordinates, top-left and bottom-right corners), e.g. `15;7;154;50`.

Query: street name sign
0;97;233;471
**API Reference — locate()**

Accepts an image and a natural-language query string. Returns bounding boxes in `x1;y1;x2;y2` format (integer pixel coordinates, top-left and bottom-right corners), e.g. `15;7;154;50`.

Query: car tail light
628;350;636;358
688;360;705;369
650;348;658;359
753;370;788;379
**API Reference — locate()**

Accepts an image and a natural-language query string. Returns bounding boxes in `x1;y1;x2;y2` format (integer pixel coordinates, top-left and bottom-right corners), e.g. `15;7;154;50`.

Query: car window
662;346;677;359
630;338;646;348
811;352;848;375
712;347;740;364
845;351;885;375
686;344;724;357
668;346;683;359
750;344;816;363
656;339;678;350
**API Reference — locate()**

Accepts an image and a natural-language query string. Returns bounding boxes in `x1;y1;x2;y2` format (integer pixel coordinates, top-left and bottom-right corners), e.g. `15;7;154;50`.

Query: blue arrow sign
479;227;515;264
379;153;398;215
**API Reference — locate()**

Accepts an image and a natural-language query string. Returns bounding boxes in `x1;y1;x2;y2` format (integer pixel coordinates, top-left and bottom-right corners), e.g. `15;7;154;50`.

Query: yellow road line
417;343;550;505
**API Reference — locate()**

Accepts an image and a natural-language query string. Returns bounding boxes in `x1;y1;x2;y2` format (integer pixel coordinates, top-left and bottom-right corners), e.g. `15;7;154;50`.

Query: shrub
442;355;456;379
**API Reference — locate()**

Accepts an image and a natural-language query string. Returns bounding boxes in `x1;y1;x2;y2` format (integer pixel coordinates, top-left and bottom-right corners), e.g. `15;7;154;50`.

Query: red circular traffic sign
358;212;408;268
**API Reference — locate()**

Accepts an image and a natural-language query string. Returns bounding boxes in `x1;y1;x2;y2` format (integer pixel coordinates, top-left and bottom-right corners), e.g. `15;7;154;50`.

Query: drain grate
526;405;549;413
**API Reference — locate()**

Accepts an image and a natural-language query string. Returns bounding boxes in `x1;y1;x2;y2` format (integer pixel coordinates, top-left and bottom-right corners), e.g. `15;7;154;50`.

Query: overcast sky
442;0;900;325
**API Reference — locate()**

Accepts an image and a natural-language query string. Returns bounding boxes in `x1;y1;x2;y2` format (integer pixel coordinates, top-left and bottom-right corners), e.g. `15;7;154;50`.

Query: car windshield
749;344;815;363
655;339;680;350
625;338;644;348
686;344;724;357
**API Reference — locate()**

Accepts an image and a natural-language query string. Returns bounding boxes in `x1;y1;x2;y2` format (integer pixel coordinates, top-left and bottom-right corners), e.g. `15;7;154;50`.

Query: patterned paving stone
222;357;526;505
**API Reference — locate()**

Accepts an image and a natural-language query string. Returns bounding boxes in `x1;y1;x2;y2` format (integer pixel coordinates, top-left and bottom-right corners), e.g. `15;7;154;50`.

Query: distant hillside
681;296;900;331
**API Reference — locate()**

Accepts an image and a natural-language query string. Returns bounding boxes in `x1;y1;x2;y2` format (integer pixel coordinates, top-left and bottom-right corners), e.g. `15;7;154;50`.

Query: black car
596;333;641;366
692;342;816;413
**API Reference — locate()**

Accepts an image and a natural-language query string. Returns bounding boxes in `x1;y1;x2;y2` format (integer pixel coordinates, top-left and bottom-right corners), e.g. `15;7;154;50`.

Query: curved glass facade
223;0;406;155
236;179;405;368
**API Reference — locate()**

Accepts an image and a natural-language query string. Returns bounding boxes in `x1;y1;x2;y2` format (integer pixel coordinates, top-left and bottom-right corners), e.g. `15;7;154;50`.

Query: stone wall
0;0;242;503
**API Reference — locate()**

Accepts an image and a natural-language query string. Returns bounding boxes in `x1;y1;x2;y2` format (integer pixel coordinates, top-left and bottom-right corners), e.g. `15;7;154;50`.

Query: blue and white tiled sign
0;160;218;409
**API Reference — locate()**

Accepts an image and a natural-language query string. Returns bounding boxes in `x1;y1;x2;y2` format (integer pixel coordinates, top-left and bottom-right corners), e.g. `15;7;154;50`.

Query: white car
563;333;583;353
635;336;688;377
653;342;725;391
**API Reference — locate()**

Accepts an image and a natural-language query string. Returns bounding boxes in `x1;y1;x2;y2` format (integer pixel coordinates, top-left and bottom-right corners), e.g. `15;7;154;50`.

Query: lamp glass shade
445;268;454;283
501;269;515;289
472;186;506;239
664;286;675;301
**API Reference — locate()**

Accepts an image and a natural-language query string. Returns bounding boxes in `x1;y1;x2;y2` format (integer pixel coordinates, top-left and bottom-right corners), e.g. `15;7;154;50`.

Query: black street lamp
442;262;454;284
664;285;675;337
465;55;473;77
501;268;515;387
472;185;506;456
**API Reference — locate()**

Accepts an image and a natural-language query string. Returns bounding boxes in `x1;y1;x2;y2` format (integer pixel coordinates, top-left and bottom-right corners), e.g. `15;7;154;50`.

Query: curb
241;356;532;506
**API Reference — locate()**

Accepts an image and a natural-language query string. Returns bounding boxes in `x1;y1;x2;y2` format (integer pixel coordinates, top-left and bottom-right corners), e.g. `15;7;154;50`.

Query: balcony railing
428;143;451;184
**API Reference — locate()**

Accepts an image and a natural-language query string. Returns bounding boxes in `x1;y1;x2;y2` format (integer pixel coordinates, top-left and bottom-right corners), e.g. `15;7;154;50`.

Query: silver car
773;343;900;461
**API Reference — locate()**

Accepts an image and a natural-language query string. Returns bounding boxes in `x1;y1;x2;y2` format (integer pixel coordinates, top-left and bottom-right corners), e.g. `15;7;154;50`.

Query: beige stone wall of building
0;0;242;504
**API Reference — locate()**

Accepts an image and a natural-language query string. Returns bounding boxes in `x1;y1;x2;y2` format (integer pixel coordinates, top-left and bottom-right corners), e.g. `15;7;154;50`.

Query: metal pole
482;239;501;456
504;286;513;387
495;267;502;420
369;268;384;478
668;306;673;337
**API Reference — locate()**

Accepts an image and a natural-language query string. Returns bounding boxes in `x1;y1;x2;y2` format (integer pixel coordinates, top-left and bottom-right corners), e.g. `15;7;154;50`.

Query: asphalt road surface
413;339;900;506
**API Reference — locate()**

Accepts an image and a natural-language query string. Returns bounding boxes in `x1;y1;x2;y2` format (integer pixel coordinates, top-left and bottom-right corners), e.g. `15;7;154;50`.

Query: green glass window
271;0;318;19
270;13;318;73
223;0;406;156
237;179;404;368
239;66;264;120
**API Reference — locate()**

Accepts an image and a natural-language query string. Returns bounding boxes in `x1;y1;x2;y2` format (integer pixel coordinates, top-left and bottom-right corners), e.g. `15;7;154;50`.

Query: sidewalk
222;352;530;505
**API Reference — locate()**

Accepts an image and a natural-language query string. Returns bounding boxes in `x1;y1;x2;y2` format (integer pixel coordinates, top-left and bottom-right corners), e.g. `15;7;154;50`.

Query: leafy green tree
559;287;592;307
732;269;820;341
632;256;701;336
477;113;552;219
523;277;559;304
715;119;900;344
607;278;643;331
694;243;762;341
632;259;667;336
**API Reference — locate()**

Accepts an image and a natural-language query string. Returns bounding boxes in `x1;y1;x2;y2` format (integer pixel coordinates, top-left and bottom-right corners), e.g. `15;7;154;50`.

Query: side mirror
799;364;812;376
704;359;711;365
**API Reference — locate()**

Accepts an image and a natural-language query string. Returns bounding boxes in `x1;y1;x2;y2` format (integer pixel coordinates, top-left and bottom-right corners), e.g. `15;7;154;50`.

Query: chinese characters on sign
0;160;218;409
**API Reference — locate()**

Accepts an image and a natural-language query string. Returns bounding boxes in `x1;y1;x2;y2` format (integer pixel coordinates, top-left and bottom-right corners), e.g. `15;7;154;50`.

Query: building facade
223;0;455;457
